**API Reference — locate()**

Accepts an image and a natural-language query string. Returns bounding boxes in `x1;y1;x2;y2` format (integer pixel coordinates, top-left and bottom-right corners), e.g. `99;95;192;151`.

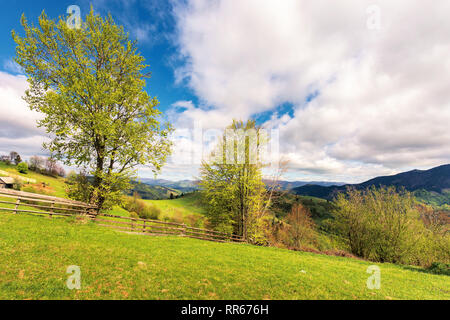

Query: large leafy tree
12;9;172;209
199;120;267;242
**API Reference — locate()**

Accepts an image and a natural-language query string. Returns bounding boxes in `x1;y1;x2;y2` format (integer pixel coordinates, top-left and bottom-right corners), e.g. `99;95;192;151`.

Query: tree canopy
12;9;172;209
199;120;268;242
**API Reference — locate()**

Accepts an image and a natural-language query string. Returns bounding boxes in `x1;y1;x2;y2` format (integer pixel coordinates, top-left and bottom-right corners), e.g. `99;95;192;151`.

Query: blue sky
1;1;449;182
0;1;198;116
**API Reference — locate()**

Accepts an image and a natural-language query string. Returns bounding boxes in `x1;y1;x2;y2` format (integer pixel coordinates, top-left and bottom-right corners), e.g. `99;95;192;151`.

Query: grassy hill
0;162;130;217
0;212;448;300
127;181;183;200
0;162;68;197
144;192;205;223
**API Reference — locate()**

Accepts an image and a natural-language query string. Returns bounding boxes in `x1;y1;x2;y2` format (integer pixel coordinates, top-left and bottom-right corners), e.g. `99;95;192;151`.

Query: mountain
267;180;347;190
139;178;345;193
292;164;450;200
138;179;198;193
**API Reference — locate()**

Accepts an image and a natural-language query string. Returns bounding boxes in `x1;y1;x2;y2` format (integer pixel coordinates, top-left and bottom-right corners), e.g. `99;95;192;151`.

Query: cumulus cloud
0;71;49;157
172;0;450;181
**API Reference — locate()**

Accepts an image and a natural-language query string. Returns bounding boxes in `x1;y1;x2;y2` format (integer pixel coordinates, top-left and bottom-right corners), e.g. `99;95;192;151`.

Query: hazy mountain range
292;164;450;200
134;164;449;203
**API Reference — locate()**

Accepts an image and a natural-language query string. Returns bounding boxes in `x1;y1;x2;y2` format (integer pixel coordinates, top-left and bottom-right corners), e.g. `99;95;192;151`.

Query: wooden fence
0;189;244;243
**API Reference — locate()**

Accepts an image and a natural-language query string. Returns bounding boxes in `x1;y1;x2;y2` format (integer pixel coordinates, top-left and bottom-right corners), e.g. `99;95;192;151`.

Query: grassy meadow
144;192;205;220
0;212;448;300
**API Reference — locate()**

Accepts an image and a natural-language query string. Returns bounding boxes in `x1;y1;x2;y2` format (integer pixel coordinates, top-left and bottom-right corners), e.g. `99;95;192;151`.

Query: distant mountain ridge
292;164;450;200
139;178;198;193
264;180;347;189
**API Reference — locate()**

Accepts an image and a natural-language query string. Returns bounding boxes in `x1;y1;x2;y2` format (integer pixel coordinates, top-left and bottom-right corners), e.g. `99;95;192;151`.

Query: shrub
427;262;450;276
139;204;161;220
185;214;206;228
332;186;450;266
285;204;317;249
17;162;28;174
121;193;160;220
66;171;93;203
12;178;22;191
264;204;319;250
129;212;139;219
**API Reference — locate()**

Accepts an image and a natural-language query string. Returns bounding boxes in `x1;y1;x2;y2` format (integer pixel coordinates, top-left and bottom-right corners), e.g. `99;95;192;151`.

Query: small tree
14;154;22;165
29;155;44;172
9;151;19;162
199;120;267;242
332;187;417;263
66;171;93;204
285;204;317;249
17;162;28;174
45;157;57;176
0;155;11;165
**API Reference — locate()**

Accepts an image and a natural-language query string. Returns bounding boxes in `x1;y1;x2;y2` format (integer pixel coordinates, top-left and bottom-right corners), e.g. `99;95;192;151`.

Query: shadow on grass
400;262;450;276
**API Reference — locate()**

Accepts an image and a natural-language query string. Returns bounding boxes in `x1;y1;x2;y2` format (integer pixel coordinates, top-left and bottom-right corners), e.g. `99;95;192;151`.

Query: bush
12;178;22;191
129;212;139;219
17;162;28;174
121;193;160;220
332;186;450;266
285;204;317;250
427;262;450;276
139;204;161;220
264;204;318;250
66;171;93;203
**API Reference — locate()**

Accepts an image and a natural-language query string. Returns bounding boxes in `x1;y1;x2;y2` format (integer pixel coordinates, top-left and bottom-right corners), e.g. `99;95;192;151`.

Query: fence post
49;201;54;218
14;198;20;214
143;220;146;233
181;223;186;237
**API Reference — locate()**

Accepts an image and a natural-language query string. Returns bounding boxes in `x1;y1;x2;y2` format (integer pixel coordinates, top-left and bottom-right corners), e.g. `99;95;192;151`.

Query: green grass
144;192;205;219
0;162;127;217
0;212;448;300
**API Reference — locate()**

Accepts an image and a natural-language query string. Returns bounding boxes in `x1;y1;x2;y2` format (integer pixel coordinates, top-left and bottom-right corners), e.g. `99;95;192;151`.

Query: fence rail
0;189;244;243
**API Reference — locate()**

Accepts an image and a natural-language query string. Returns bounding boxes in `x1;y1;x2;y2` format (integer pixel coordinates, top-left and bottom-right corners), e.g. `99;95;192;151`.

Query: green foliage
199;120;267;242
267;204;317;250
427;262;450;276
12;178;22;191
269;192;335;222
66;171;93;204
12;8;172;209
143;193;206;226
16;162;28;174
122;193;160;220
332;187;450;266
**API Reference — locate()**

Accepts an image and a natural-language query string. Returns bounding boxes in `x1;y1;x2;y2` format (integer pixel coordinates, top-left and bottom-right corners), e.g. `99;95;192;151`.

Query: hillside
292;164;450;203
143;192;206;224
0;162;67;197
127;181;182;200
139;178;198;193
265;180;347;190
0;212;448;300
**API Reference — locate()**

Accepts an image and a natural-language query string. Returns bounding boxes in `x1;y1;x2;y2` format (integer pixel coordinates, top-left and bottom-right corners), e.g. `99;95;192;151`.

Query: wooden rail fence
0;189;244;243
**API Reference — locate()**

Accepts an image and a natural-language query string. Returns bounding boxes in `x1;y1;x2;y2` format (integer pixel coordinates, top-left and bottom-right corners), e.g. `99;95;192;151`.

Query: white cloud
172;0;450;181
0;71;49;157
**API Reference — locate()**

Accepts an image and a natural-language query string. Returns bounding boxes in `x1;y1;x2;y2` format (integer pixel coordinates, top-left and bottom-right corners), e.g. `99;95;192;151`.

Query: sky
0;0;449;183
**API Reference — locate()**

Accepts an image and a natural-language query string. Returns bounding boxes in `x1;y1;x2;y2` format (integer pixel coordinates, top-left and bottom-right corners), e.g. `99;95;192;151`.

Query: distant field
0;212;448;300
144;192;205;220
